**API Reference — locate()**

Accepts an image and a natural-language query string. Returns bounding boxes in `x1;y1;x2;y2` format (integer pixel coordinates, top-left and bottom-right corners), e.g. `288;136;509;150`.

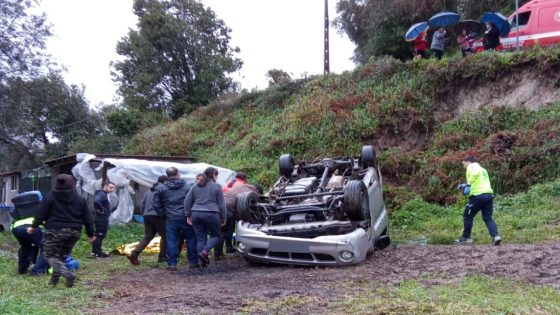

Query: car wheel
343;180;369;221
236;191;259;224
279;154;295;178
361;145;377;168
375;228;391;250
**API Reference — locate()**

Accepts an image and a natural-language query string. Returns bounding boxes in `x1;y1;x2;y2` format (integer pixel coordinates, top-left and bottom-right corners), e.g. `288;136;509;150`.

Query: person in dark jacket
185;167;226;267
153;167;197;270
91;182;116;258
27;174;95;288
483;22;500;50
128;175;168;265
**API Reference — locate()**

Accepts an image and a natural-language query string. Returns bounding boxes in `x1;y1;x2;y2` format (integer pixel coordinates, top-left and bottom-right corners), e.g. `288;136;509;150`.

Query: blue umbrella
405;22;429;41
428;11;460;28
481;12;511;37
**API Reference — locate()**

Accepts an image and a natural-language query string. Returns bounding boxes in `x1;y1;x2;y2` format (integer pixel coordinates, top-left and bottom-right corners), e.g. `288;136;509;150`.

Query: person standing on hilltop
483;22;501;51
413;31;429;59
431;27;446;60
455;156;501;246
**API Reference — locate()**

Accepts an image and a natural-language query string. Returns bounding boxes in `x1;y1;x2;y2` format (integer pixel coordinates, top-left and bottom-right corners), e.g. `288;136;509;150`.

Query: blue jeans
165;219;197;266
462;194;499;238
192;211;222;255
12;225;49;274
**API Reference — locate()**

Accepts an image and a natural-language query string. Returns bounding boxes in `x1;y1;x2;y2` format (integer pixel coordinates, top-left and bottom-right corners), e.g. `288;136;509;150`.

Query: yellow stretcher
114;237;162;255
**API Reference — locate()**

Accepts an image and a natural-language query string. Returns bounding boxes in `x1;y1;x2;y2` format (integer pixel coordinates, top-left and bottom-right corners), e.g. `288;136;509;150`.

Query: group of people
126;167;262;270
413;22;501;60
13;157;500;287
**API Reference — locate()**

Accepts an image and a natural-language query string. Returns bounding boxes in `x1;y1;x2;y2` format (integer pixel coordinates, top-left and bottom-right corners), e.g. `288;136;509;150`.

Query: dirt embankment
436;67;560;120
87;242;560;315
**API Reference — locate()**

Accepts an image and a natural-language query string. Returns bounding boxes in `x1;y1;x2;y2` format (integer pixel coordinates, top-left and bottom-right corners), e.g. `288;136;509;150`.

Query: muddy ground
86;242;560;314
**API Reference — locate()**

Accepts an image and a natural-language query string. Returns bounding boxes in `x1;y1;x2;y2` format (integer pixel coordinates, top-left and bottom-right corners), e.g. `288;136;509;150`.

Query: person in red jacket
222;172;247;193
413;31;429;59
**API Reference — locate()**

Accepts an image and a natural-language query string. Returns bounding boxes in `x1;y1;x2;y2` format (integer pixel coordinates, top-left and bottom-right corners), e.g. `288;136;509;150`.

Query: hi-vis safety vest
466;163;494;196
10;217;34;231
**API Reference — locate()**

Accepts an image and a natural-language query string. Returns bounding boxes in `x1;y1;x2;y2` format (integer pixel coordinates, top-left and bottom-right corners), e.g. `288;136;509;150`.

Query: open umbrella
405;22;429;41
452;20;485;35
481;12;511;37
428;11;460;28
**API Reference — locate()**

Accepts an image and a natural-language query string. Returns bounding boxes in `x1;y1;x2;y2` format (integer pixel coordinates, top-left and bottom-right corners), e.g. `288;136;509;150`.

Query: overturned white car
235;145;390;266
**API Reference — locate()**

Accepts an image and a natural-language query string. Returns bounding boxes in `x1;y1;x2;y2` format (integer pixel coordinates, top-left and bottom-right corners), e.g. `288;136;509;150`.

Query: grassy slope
126;48;560;208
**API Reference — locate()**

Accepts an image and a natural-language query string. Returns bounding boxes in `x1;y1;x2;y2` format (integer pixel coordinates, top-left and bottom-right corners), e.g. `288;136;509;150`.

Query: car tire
279;154;295;178
375;228;391;250
361;145;377;168
236;191;259;224
343;180;369;221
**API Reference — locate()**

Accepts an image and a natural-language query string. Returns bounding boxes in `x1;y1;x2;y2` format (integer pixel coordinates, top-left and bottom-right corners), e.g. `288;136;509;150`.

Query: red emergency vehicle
474;0;560;52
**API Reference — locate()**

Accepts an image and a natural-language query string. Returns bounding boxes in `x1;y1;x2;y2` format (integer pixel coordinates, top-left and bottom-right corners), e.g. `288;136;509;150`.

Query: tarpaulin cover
71;154;235;224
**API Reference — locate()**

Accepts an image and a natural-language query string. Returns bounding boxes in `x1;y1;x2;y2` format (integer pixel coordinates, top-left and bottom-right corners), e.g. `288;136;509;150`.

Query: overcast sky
38;0;356;107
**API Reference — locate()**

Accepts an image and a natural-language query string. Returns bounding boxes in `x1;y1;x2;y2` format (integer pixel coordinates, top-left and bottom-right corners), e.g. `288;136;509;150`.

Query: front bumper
235;221;371;266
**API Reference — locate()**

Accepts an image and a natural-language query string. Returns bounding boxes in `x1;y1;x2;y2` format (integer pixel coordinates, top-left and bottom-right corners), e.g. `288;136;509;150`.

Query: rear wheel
279;154;295;178
361;145;377;168
236;191;260;224
343;180;369;221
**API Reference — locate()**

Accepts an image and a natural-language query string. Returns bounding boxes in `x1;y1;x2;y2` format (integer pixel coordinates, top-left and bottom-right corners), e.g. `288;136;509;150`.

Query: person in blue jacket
91;182;116;258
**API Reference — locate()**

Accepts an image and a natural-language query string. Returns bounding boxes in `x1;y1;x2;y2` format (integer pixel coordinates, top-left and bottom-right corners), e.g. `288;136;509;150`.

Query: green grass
0;223;147;315
391;178;560;244
333;275;560;314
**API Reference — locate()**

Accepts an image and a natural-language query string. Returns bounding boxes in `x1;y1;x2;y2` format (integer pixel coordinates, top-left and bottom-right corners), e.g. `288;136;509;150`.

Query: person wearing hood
27;174;95;288
128;175;168;266
184;167;227;267
153;167;197;270
91;182;116;258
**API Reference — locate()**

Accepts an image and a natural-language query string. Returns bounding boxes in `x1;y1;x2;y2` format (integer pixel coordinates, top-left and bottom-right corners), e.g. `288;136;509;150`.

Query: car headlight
340;250;354;261
237;242;246;252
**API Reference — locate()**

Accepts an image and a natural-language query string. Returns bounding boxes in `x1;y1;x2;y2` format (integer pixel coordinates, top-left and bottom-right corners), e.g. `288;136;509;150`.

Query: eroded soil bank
86;242;560;314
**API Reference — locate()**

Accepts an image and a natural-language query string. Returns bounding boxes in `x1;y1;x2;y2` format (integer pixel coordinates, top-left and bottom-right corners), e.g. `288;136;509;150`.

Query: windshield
509;11;531;31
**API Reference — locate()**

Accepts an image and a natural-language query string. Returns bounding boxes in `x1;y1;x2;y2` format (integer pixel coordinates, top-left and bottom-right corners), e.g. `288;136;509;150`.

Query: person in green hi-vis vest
455;156;502;246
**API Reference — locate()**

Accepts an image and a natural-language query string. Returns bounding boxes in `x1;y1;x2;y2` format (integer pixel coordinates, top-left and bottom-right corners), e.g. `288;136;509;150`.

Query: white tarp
71;154;235;224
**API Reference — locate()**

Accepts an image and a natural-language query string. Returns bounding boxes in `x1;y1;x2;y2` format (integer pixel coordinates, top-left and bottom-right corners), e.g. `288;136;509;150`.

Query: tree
112;0;242;119
266;69;292;86
0;0;52;82
0;73;103;171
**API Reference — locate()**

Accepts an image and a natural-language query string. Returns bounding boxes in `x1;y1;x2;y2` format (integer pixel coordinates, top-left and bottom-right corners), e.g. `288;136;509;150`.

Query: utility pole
324;0;330;74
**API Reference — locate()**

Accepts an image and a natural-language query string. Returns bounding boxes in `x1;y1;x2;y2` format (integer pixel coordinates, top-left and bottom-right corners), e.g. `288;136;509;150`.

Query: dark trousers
462;193;499;239
432;49;443;60
92;216;109;255
215;210;235;256
133;216;166;260
192;211;222;255
166;219;197;266
43;228;81;280
12;225;49;274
